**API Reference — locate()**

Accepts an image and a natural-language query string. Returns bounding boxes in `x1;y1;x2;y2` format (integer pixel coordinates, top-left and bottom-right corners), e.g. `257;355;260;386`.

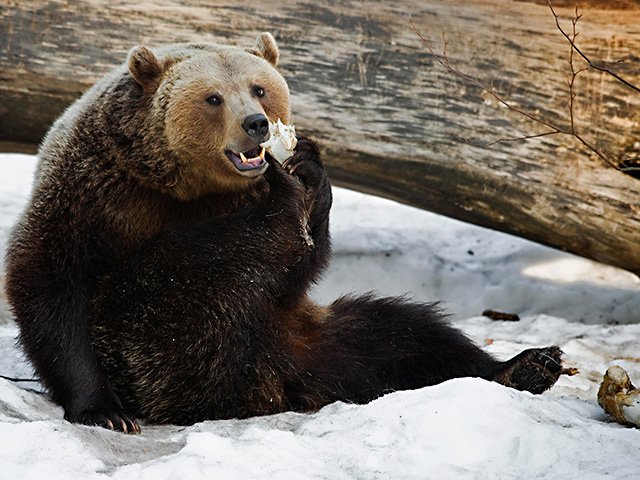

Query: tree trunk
1;0;639;275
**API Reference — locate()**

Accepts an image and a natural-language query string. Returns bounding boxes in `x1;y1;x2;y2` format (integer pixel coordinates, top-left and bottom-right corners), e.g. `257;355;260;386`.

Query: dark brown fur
5;34;563;433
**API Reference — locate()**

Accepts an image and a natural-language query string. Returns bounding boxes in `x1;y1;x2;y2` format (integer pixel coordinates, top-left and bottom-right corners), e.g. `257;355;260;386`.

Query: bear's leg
287;295;562;409
6;232;141;433
277;137;333;303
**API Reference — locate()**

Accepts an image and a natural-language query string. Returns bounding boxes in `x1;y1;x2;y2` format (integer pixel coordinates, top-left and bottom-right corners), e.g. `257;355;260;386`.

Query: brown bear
4;33;563;434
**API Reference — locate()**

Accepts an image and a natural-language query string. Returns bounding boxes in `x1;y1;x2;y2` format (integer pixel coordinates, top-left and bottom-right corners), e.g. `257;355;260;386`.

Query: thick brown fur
5;34;563;433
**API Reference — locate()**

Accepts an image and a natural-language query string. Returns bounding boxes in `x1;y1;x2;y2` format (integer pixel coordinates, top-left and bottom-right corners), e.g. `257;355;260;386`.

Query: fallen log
1;0;639;275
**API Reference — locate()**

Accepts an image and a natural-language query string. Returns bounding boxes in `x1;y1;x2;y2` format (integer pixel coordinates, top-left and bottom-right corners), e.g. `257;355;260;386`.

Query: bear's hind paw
493;346;563;394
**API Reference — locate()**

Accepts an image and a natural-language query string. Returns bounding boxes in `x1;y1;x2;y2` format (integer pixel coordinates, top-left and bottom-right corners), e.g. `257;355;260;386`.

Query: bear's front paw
65;388;141;434
67;408;141;434
285;138;328;192
493;346;563;394
263;155;305;200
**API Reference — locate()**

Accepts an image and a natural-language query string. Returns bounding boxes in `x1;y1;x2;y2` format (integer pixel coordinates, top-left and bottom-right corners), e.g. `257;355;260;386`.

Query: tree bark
1;0;639;275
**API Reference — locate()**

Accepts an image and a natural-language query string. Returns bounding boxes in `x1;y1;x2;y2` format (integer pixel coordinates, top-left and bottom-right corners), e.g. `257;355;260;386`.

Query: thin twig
0;374;40;383
483;131;560;147
547;0;640;94
416;25;567;135
452;131;559;148
567;8;581;134
559;5;617;169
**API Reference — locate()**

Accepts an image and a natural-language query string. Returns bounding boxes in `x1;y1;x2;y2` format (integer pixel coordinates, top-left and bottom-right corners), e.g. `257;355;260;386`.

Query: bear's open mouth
225;146;267;173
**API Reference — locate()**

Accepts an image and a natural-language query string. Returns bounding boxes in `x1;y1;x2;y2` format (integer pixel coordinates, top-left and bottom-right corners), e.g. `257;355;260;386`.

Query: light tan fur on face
131;34;290;200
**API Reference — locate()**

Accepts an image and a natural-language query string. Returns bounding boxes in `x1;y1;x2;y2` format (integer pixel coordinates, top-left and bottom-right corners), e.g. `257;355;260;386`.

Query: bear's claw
73;409;141;434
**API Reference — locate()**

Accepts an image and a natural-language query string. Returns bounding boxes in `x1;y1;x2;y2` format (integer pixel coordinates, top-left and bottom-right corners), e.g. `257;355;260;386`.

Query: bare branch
0;374;40;383
409;11;634;173
567;6;582;135
452;131;559;148
482;131;560;147
547;0;640;94
409;18;568;133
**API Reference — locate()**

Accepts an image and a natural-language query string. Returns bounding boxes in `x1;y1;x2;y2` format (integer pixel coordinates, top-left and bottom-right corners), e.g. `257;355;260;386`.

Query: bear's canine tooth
239;152;248;163
259;147;266;160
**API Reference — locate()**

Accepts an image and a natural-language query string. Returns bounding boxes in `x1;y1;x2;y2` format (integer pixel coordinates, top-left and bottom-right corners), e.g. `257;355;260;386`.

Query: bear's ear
127;45;163;91
249;32;279;68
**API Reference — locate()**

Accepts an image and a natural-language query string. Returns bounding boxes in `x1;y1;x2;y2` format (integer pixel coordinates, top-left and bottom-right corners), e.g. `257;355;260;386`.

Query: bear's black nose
242;114;270;141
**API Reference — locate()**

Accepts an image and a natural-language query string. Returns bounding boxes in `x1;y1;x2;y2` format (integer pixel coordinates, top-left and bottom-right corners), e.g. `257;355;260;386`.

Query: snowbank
1;373;639;480
1;153;639;479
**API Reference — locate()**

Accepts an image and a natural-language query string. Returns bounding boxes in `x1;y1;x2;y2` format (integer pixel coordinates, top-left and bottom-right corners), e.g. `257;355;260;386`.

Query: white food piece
622;394;640;426
260;119;297;164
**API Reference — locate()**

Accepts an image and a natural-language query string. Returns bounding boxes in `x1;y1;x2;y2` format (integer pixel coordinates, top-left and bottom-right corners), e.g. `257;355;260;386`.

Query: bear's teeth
239;152;248;163
259;147;265;160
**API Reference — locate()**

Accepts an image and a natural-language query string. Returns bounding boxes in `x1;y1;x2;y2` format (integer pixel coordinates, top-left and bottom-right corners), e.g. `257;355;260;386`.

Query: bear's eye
252;86;265;98
206;95;223;106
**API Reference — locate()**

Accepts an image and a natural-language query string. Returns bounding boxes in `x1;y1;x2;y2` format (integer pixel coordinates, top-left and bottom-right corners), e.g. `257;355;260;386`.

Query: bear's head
124;33;290;200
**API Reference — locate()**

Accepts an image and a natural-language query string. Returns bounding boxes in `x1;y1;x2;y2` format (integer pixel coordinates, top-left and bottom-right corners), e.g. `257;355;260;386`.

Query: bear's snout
242;114;270;142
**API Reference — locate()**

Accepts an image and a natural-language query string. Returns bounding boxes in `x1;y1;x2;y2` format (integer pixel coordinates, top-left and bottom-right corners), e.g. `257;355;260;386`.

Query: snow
1;153;639;479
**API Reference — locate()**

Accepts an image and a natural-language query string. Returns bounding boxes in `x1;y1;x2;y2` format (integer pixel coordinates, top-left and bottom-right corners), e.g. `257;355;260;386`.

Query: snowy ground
1;153;639;479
